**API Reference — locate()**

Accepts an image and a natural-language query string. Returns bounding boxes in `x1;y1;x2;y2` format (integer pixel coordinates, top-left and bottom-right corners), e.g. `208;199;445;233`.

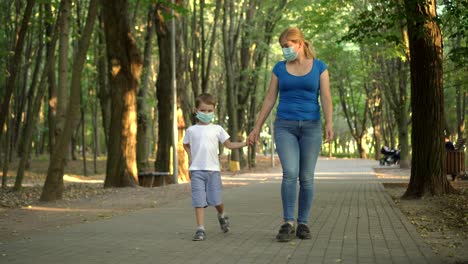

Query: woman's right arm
247;74;279;145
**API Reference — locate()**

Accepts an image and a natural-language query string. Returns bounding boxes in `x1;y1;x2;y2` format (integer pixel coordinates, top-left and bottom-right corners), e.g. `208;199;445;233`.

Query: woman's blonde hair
279;27;315;59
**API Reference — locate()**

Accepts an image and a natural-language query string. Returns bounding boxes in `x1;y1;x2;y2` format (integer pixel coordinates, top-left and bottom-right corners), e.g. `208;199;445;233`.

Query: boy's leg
205;171;230;233
192;207;206;241
191;170;208;241
215;204;224;215
195;207;205;227
215;204;230;233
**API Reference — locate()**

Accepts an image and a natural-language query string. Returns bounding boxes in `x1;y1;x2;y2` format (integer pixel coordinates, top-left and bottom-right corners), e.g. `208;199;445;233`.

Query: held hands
246;127;260;146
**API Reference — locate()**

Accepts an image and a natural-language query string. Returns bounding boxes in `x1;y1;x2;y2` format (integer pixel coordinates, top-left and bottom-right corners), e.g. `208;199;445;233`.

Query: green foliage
441;0;468;67
340;0;405;47
1;0;465;161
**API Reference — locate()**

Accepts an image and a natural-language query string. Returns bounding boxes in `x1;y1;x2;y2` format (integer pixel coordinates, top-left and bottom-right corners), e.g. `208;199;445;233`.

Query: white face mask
282;47;298;61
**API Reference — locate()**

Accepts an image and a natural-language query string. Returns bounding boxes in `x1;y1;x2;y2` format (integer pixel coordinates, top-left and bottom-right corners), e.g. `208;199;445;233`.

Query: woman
247;27;333;242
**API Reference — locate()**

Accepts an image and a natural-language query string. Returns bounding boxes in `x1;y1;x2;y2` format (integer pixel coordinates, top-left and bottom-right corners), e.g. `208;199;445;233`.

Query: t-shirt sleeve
217;126;230;143
183;128;190;144
316;59;328;74
272;61;283;77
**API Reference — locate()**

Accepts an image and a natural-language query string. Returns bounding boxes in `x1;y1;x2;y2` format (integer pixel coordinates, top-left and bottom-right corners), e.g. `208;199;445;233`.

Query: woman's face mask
196;111;215;123
282;46;298;61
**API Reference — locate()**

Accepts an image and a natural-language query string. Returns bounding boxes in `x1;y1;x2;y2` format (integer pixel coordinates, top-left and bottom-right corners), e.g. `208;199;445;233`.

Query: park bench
446;138;466;181
138;172;172;187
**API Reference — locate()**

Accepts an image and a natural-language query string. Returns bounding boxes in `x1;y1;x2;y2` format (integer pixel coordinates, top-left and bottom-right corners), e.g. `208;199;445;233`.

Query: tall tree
341;0;411;164
242;0;287;167
154;0;185;178
96;14;111;149
41;0;98;200
45;2;58;153
442;0;467;140
154;1;175;175
337;72;370;158
0;0;35;144
102;0;143;188
14;1;62;191
222;0;242;171
137;3;156;173
55;0;71;146
403;0;456;197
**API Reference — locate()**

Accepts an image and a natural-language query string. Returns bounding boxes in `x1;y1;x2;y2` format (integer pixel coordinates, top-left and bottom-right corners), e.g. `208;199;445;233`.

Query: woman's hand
324;123;334;143
247;127;260;146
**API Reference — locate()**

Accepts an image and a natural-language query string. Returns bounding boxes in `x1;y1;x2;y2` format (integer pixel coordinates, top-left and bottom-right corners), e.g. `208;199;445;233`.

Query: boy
183;93;247;241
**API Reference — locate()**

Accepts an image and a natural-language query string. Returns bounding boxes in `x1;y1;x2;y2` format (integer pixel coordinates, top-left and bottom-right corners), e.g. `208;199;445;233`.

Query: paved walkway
0;159;440;264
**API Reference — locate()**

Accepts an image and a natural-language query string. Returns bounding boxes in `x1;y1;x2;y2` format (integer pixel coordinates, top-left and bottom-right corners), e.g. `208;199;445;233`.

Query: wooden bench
446;138;466;181
138;172;172;187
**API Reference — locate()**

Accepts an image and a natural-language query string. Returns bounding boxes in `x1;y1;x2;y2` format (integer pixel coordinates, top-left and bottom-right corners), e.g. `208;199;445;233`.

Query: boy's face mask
196;111;214;123
282;46;298;61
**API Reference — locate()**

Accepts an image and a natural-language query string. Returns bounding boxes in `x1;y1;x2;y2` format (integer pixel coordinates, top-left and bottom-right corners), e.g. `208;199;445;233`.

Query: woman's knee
282;168;299;181
299;174;314;188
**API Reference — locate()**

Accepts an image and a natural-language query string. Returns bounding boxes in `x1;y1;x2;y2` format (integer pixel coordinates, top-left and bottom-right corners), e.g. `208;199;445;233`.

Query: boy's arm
183;143;192;164
223;139;247;150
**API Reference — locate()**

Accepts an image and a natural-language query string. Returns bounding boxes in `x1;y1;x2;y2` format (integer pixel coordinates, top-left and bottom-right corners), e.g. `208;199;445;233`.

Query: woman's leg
297;120;322;224
274;119;300;223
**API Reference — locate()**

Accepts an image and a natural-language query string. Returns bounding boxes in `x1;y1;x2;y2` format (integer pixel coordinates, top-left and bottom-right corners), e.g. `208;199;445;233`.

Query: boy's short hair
195;93;216;108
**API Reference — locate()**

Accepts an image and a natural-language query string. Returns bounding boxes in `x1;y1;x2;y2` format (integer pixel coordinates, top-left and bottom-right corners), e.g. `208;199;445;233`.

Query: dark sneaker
276;223;295;242
218;215;230;233
296;223;312;239
192;229;206;241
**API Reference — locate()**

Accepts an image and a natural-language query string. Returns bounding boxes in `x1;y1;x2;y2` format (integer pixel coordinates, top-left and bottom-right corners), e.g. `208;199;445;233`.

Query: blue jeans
274;119;322;224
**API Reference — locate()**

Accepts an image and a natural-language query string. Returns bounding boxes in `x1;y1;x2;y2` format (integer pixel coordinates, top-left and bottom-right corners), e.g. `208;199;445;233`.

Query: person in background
247;27;333;242
445;137;455;150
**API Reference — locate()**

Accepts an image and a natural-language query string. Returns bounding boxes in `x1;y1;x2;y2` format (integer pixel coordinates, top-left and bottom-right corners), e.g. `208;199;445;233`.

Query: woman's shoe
276;223;295;242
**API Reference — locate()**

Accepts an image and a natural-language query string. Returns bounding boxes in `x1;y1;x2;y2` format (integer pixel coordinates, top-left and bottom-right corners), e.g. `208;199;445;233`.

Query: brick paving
0;158;440;264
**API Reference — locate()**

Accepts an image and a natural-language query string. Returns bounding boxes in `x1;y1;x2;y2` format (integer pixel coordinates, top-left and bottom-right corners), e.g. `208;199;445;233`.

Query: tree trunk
403;0;456;197
396;59;410;168
137;4;155;173
365;80;382;161
0;0;35;144
338;78;369;159
2;116;12;189
189;0;200;99
41;0;98;201
201;0;222;93
93;86;99;173
222;0;241;171
97;15;111;150
45;3;58;153
80;87;87;176
103;0;142;188
14;2;61;191
175;0;190;182
154;2;174;175
56;0;70;145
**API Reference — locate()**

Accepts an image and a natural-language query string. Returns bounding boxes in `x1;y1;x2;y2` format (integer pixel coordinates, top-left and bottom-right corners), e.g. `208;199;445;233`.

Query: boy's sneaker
192;229;206;241
276;223;295;242
296;223;312;239
218;215;230;233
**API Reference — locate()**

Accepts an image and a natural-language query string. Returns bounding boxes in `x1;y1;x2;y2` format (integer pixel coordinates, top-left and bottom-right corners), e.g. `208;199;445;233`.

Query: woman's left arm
319;70;334;142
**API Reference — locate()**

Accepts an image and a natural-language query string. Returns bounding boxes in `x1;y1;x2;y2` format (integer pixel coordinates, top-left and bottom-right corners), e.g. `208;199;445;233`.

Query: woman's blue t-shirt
272;59;327;120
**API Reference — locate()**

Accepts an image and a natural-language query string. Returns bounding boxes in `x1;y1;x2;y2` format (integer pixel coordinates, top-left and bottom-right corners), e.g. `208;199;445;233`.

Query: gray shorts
190;170;222;208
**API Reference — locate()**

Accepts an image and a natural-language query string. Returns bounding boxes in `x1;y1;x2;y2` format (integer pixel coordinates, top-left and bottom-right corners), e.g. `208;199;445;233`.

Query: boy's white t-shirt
183;124;230;171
